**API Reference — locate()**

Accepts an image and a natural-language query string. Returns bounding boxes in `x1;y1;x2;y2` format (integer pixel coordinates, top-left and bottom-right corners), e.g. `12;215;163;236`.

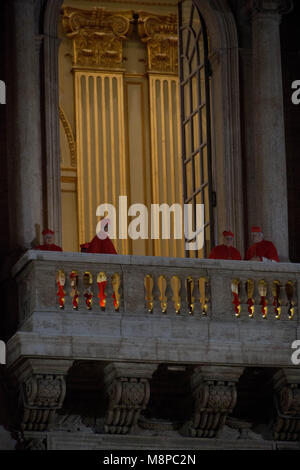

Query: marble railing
6;251;300;444
12;250;299;322
6;250;300;370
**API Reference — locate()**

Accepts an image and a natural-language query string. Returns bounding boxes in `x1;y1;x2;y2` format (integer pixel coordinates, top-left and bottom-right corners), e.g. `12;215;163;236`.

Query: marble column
251;0;293;261
6;0;43;253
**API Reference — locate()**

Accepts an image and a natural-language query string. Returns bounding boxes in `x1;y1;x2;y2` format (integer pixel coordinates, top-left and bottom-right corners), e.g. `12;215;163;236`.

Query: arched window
179;0;213;258
55;0;243;256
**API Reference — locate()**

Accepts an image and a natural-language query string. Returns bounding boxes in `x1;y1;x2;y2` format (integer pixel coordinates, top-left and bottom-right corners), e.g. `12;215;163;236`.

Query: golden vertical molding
119;76;129;255
62;6;134;70
75;72;85;245
94;76;101;221
160;79;169;257
75;70;127;250
138;12;178;74
149;76;160;256
59;106;77;167
168;78;176;257
109;76;116;218
101;76;108;205
175;79;184;257
85;75;93;239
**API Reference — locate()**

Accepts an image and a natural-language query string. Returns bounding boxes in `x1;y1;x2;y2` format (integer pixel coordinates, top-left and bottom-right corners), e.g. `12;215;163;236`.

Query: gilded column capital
62;6;134;70
138;12;178;74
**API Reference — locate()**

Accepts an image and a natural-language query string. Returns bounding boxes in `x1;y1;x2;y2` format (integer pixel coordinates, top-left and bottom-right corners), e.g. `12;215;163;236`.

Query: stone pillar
13;358;73;432
272;368;300;441
250;0;293;261
182;365;244;438
43;0;64;247
103;362;158;434
6;0;43;253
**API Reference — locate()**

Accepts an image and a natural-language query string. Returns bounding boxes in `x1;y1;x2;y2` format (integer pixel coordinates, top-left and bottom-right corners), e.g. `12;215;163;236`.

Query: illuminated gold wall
59;0;184;256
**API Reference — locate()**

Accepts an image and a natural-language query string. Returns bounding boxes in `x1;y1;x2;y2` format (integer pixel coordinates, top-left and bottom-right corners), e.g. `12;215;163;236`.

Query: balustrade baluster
144;274;154;313
171;275;181;315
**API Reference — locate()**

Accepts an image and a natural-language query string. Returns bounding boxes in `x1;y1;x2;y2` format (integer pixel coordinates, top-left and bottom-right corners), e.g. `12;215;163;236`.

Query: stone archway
42;0;243;253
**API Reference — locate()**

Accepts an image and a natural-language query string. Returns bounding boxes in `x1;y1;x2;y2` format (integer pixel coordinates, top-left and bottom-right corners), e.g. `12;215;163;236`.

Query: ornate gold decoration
272;280;281;319
258;279;268;318
231;279;241;317
59;106;77;167
112;273;121;311
186;276;194;315
199;277;209;315
62;6;134;69
138;12;178;74
286;280;296;320
158;275;167;313
144;274;154;313
246;279;255;318
171;275;181;314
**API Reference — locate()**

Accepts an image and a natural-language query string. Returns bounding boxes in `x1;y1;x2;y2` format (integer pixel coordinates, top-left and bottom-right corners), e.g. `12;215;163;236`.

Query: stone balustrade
5;250;300;446
6;250;300;369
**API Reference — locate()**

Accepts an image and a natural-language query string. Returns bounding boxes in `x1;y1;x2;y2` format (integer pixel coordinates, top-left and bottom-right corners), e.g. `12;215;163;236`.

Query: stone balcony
5;250;300;449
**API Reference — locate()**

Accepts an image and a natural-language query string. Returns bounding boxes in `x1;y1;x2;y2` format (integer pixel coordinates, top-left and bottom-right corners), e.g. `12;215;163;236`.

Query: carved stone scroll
103;362;157;434
14;359;73;432
182;366;244;438
272;368;300;441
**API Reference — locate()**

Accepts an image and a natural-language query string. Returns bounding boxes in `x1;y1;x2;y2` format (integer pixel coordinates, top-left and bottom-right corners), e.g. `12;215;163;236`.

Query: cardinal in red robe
245;226;279;262
209;230;241;260
80;218;117;254
35;229;62;252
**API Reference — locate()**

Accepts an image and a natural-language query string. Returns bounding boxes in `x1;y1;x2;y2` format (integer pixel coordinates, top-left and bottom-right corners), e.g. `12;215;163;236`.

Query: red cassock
245;240;279;262
209;244;241;260
83;235;117;254
35;244;62;252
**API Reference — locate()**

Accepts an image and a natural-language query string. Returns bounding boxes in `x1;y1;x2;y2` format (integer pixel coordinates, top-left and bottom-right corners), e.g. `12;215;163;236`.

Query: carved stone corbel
182;366;244;438
272;368;300;441
13;358;73;432
103;362;157;434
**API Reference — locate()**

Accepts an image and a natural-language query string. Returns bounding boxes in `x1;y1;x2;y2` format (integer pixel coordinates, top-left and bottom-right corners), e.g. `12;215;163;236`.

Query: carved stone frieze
103;362;157;434
272;369;300;441
138;12;178;74
182;366;244;438
62;6;134;69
